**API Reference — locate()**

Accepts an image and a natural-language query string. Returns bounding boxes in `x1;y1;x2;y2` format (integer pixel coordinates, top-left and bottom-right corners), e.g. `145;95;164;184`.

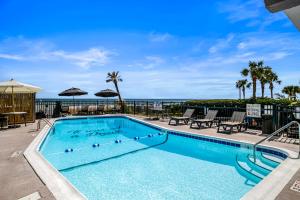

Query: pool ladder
253;121;300;162
37;118;54;131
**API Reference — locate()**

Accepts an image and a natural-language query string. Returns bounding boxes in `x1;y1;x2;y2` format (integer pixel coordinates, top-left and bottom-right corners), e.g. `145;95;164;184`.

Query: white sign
246;104;261;118
153;102;163;110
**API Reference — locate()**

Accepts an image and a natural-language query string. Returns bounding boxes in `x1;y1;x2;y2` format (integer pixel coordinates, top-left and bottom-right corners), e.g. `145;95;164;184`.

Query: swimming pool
39;116;286;200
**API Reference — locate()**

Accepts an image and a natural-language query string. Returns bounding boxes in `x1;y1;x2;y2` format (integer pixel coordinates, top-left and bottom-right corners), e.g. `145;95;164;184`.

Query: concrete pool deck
133;115;300;154
0;122;55;200
1;115;300;199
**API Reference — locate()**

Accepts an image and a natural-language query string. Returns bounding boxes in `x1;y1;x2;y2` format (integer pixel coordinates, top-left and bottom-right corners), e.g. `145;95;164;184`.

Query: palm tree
282;86;300;100
236;79;251;99
106;71;123;103
235;81;242;99
265;69;281;99
257;66;271;98
241;61;263;99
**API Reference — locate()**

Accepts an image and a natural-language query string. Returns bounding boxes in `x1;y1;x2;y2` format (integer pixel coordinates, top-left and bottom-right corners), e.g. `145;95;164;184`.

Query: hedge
185;98;300;106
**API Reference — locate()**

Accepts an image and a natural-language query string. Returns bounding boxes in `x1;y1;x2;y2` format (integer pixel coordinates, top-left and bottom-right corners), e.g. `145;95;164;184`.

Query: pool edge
24;119;87;200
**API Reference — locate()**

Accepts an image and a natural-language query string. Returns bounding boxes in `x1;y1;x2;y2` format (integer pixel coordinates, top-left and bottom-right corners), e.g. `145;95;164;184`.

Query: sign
153;102;163;110
246;104;261;118
290;180;300;193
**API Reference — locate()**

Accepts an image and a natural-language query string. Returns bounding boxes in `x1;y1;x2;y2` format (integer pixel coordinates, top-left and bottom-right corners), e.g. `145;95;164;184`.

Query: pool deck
0;115;299;200
133;115;299;154
0;122;55;200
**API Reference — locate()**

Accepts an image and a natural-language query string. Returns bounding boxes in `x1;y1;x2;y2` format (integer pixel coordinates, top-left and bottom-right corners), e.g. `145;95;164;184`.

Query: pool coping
24;115;300;200
24;119;87;200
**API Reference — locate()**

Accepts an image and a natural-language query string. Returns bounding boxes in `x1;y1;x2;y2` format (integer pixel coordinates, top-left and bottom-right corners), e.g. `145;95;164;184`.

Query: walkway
0;122;54;200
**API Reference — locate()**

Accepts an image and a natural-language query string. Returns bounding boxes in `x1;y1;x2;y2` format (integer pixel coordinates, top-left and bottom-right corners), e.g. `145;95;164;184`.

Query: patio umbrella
58;87;88;106
0;79;41;112
94;89;119;108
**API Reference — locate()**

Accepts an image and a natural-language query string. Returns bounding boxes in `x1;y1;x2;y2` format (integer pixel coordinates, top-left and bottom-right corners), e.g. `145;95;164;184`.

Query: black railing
35;99;300;134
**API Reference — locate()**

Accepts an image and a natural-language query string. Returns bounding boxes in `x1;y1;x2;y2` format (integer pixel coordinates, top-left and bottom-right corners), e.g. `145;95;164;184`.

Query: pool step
247;155;274;172
261;152;282;165
235;155;262;184
246;154;271;176
236;154;265;179
235;152;283;184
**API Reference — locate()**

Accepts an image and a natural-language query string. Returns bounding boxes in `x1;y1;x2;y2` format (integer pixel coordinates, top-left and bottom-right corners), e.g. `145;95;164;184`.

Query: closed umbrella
0;79;41;112
95;89;118;108
58;87;88;106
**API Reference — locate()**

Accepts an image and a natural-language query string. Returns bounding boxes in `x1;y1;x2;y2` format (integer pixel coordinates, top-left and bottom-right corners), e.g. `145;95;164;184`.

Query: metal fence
35;99;186;117
35;99;300;135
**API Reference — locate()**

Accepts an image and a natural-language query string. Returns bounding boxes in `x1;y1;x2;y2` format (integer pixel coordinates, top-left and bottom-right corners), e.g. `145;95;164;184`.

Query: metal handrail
253;121;300;162
37;118;54;130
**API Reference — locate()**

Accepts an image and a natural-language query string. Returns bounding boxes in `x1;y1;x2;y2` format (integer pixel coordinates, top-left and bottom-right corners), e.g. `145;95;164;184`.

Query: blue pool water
40;116;283;200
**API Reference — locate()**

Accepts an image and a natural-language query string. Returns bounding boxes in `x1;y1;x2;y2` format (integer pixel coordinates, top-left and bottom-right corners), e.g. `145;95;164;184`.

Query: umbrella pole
12;86;15;113
73;96;75;107
12;86;16;127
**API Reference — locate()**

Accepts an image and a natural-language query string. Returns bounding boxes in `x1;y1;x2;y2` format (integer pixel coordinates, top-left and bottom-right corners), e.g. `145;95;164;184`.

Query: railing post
146;101;149;117
272;104;278;131
134;101;136;115
298;123;300;158
253;146;256;163
162;101;164;118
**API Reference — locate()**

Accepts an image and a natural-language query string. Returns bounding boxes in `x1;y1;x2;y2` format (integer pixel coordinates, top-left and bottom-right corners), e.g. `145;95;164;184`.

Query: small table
2;112;27;128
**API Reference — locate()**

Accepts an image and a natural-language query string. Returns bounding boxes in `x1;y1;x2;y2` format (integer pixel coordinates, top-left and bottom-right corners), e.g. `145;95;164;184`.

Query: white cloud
268;51;291;60
129;56;165;70
209;34;234;53
235;34;300;52
0;53;24;60
218;0;263;23
149;32;172;42
218;0;287;28
145;56;164;64
50;48;112;68
0;37;113;69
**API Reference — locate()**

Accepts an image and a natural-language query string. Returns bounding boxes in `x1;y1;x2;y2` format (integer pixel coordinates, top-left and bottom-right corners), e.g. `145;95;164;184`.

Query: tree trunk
113;81;122;102
270;82;274;98
252;79;256;99
242;87;246;99
261;82;265;98
113;81;124;112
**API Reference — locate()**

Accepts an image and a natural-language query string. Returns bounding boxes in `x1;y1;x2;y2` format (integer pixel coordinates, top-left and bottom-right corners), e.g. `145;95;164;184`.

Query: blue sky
0;0;299;99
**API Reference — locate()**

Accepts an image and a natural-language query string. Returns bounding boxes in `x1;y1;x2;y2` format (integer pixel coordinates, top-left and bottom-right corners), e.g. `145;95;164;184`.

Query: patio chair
217;111;247;134
168;109;195;126
78;105;89;115
87;105;97;115
68;106;82;115
0;115;8;129
112;104;122;113
96;105;105;114
60;106;70;116
190;110;218;129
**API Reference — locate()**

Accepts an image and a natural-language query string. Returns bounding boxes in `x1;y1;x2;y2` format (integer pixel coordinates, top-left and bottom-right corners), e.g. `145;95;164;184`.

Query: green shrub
185;98;299;106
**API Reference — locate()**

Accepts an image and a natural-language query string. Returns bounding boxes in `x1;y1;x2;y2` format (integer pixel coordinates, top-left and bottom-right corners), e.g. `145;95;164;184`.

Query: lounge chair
190;110;218;129
217;111;247;134
168;109;195;126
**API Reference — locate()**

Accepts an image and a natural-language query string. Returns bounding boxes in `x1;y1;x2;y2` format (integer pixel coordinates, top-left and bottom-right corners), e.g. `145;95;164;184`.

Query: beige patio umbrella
0;79;41;112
